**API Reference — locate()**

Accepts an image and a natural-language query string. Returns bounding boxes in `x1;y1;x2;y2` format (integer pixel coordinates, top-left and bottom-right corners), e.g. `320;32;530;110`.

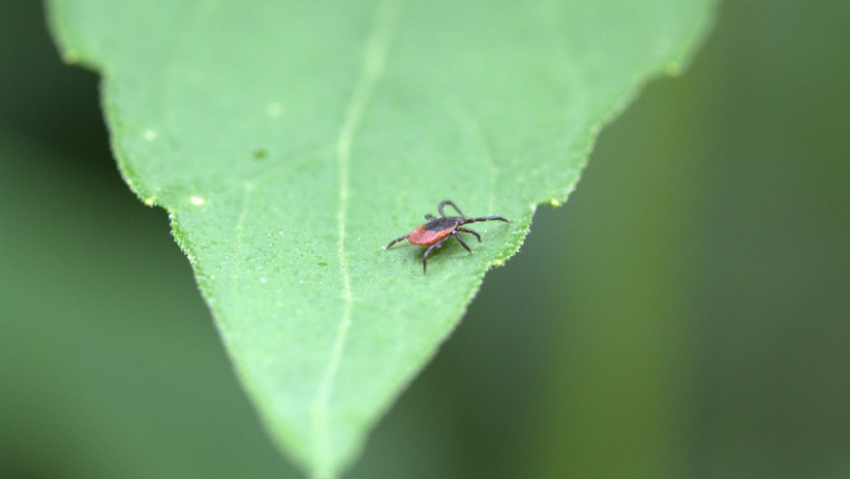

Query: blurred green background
2;1;848;478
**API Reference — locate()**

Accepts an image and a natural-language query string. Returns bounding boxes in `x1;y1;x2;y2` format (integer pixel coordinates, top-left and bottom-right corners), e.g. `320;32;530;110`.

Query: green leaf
47;0;715;477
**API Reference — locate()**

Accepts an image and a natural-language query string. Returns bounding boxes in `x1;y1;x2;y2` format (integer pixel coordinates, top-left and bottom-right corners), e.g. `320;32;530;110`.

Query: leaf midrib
308;0;404;475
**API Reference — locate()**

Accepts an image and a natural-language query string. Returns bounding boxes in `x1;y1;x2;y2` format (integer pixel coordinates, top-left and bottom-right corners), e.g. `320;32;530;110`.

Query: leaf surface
48;0;715;476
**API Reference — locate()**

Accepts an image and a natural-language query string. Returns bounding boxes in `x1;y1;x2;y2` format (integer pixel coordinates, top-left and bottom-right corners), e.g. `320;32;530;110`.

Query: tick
384;200;510;274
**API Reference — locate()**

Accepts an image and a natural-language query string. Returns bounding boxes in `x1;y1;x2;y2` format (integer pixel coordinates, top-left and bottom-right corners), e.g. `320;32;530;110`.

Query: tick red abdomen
407;225;453;246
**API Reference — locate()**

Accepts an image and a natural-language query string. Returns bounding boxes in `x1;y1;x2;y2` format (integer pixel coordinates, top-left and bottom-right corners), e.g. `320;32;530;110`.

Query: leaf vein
309;0;402;475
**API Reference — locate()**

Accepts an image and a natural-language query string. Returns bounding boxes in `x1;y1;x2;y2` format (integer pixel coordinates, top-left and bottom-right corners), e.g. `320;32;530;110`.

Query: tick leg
424;214;437;221
438;200;466;219
463;216;511;224
422;235;451;274
457;227;481;243
384;234;409;249
452;231;474;253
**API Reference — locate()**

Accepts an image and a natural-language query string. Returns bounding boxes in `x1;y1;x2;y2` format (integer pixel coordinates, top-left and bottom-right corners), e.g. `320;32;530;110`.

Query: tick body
384;200;510;274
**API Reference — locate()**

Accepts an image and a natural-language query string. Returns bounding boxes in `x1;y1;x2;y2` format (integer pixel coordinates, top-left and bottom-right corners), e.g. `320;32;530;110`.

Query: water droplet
63;51;80;64
266;102;283;117
665;62;682;77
